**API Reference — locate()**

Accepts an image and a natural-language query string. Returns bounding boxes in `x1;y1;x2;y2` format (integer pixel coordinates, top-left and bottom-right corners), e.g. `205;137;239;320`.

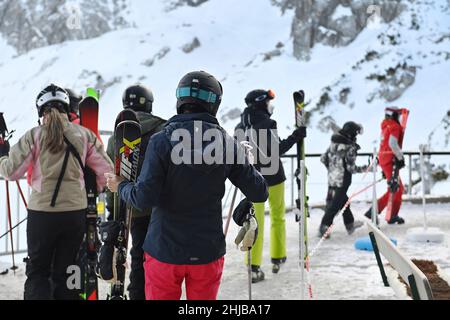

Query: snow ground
1;202;449;300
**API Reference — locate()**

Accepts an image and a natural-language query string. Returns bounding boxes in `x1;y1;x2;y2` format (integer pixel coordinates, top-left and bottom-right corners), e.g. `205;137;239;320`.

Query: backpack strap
50;136;85;207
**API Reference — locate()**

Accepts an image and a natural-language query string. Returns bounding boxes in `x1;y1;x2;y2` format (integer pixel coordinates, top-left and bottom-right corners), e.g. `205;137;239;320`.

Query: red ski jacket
378;118;403;166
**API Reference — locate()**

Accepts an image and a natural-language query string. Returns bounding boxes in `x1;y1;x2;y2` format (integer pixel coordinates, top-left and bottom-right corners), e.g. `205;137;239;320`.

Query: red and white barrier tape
301;178;383;299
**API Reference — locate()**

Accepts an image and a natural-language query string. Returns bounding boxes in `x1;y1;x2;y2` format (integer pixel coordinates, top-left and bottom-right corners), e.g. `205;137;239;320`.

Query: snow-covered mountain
0;0;449;166
1;0;448;151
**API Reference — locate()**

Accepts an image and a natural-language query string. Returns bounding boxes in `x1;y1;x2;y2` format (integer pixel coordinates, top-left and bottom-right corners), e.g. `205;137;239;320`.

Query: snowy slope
1;203;449;300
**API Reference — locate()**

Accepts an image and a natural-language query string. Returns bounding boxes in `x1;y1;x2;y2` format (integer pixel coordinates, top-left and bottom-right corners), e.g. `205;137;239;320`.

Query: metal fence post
408;155;412;195
291;157;294;208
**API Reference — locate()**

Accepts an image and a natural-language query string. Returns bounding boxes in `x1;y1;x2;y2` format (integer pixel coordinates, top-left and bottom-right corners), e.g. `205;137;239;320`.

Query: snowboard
109;112;141;300
293;90;308;262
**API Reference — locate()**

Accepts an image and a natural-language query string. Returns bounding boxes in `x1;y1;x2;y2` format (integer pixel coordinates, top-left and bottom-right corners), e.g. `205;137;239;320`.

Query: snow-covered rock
0;0;128;54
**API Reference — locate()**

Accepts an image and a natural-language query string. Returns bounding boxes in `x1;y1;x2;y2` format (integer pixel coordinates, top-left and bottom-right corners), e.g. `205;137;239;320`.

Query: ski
79;88;102;142
109;112;141;300
385;108;409;222
78;88;101;300
293;91;308;262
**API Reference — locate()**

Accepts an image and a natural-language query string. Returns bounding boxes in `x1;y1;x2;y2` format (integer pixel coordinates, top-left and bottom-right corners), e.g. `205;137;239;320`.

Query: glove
359;165;369;172
388;175;400;193
98;221;121;282
233;199;258;251
395;158;405;169
292;127;307;140
233;199;253;225
0;139;10;157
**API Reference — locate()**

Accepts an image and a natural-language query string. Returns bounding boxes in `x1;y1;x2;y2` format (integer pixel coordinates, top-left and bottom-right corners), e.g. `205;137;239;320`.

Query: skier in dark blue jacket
106;71;268;300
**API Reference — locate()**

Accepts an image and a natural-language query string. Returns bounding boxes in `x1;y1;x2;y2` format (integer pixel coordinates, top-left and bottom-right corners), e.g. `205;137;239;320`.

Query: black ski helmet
64;88;82;115
122;84;154;113
36;84;70;118
244;89;275;114
176;71;223;116
340;121;364;140
385;106;401;121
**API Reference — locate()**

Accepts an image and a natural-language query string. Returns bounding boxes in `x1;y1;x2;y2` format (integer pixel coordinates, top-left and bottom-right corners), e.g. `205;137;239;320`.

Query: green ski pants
246;181;286;266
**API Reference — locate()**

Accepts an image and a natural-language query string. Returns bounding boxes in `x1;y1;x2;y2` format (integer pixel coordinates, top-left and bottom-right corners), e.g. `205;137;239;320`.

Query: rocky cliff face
166;0;210;10
1;0;406;59
0;0;128;54
290;0;405;60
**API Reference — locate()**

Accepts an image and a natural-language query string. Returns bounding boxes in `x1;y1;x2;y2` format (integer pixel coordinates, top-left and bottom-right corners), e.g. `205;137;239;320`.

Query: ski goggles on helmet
385;107;402;116
176;87;218;103
254;89;276;102
356;124;364;135
36;90;70;109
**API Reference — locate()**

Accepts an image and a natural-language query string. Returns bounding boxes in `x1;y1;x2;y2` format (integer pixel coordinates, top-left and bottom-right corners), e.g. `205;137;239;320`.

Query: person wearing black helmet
234;89;307;282
105;71;268;300
319;121;367;238
104;84;166;300
0;84;112;299
64;88;82;124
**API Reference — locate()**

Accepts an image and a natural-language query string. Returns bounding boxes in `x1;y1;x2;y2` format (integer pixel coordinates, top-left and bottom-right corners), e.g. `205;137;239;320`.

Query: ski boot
271;257;287;274
251;265;265;283
345;220;364;235
318;224;330;239
364;208;379;225
388;215;405;224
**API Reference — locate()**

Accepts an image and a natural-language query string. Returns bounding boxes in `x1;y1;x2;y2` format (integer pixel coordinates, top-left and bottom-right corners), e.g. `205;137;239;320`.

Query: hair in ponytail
43;107;66;154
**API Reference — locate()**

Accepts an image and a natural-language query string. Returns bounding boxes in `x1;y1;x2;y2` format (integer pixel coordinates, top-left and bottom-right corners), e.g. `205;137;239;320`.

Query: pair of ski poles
223;141;254;300
224;186;253;301
2;180;28;275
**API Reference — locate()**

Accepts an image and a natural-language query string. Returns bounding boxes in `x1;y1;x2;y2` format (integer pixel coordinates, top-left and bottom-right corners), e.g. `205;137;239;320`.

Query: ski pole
361;151;378;181
0;217;27;241
222;182;233;212
16;181;28;207
299;160;305;300
225;141;255;237
5;181;17;273
247;248;252;300
0;182;30;241
224;186;238;237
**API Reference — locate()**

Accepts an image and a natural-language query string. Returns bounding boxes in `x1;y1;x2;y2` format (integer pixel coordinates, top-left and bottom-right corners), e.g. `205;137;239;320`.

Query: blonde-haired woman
0;84;113;300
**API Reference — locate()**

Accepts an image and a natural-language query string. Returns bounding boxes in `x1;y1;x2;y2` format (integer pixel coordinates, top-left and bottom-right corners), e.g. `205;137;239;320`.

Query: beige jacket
0;116;113;212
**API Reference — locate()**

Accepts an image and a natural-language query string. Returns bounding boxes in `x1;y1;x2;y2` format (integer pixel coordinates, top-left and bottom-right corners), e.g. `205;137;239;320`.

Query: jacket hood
165;112;225;174
331;133;360;150
134;111;166;135
239;107;271;129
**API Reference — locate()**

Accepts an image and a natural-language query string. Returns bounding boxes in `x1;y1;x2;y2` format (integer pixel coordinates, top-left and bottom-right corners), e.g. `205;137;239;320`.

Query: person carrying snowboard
234;89;307;282
105;84;166;300
0;84;113;300
365;107;406;224
105;71;268;300
319;122;367;238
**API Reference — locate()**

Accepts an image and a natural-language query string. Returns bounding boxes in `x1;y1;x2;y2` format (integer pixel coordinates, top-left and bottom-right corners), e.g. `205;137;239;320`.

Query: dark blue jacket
235;107;299;186
119;112;268;265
